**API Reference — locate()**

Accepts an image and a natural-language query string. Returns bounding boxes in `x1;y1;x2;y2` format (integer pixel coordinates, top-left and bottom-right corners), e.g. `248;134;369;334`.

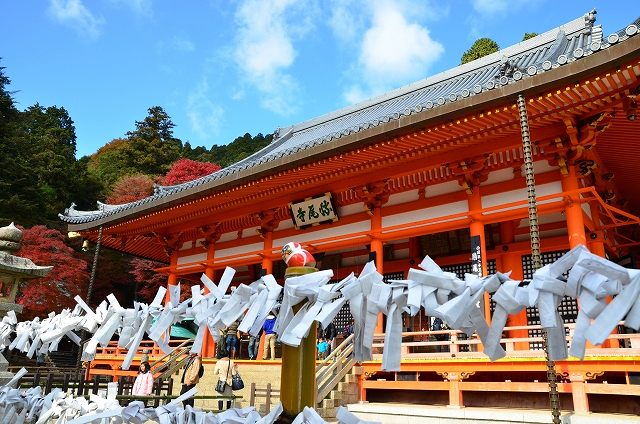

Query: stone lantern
0;223;52;382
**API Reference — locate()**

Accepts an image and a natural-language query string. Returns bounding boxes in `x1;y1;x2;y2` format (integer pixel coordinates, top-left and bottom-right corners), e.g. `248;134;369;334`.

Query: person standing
432;317;449;352
323;322;337;354
247;328;262;360
225;320;240;359
213;354;238;410
317;338;329;360
180;353;204;408
132;361;154;399
262;314;277;360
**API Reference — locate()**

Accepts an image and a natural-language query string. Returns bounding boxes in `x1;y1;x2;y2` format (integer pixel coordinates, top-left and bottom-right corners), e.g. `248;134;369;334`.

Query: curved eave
63;34;640;233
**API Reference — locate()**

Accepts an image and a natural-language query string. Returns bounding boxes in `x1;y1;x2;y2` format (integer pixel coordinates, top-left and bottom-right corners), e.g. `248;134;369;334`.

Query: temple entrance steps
150;338;194;380
315;334;357;420
316;365;361;420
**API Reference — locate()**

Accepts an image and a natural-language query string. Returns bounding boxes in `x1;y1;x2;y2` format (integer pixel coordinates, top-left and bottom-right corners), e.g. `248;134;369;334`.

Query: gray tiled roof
60;11;640;225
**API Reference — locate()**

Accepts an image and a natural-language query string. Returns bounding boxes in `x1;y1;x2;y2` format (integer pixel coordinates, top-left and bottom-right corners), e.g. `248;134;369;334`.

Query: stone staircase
315;334;359;420
316;364;361;420
246;334;359;418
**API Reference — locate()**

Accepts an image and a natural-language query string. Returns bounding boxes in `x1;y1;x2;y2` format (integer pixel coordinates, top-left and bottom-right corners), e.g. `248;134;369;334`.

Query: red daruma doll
281;242;316;268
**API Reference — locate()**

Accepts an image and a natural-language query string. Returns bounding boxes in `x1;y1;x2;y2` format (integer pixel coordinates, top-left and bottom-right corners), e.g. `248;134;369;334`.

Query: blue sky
1;1;636;158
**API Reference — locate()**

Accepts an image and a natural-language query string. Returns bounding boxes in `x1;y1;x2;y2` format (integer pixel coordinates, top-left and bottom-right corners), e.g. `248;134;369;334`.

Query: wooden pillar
500;222;529;350
257;229;275;360
262;230;274;275
439;371;473;408
203;241;216;358
588;202;618;348
165;251;178;303
569;373;590;414
468;187;490;322
587;201;606;257
371;206;384;333
561;165;587;248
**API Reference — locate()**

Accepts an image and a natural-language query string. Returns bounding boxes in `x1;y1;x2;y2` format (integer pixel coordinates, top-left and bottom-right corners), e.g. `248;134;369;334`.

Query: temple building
61;11;640;415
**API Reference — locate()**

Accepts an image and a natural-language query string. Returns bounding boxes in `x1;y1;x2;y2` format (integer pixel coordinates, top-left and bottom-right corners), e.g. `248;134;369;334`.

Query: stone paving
347;403;640;424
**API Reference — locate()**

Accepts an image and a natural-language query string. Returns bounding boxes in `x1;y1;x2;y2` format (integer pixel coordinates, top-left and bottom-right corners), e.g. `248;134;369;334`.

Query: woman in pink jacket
132;361;154;397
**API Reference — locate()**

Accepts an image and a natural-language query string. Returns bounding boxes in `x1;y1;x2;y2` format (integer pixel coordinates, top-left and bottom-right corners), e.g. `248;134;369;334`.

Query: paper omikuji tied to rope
0;367;378;424
2;244;639;374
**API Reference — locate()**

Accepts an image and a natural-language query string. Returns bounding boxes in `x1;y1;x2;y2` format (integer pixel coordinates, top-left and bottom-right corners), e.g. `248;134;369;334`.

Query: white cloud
342;0;444;103
328;0;366;43
232;0;318;115
471;0;534;16
187;78;225;141
48;0;104;40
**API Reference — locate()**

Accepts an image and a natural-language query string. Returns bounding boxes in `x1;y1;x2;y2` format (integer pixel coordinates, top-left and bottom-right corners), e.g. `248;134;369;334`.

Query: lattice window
330;272;405;333
441;260;496;279
439;262;496;352
522;251;577;350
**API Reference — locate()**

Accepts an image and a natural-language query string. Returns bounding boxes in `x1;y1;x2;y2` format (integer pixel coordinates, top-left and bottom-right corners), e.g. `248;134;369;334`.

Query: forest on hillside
0;34;516;319
0;62;271;318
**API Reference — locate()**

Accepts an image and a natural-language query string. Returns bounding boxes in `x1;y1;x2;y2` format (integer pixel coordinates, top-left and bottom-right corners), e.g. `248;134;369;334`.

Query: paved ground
347;403;639;424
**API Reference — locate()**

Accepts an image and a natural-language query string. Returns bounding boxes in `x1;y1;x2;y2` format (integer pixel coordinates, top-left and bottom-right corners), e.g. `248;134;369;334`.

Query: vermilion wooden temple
62;11;640;415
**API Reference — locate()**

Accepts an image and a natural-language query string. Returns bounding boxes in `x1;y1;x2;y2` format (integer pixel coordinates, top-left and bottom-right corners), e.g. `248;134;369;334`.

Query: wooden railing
93;338;192;358
149;338;194;380
369;323;640;357
249;382;280;413
315;333;355;402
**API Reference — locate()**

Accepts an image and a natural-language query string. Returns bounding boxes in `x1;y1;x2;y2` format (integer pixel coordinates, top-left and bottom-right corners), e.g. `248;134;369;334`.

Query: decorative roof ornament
0;223;22;254
496;55;521;80
584;9;597;31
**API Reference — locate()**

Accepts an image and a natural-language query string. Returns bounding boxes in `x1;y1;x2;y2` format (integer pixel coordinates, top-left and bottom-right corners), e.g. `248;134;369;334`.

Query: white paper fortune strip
3;244;639;375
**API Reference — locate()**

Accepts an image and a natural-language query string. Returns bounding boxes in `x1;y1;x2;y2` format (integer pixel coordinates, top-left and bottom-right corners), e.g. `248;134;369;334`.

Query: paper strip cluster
2;245;639;375
0;369;375;424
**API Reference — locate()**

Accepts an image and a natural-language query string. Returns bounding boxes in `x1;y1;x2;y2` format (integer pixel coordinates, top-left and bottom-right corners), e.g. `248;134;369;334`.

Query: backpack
183;356;203;385
432;318;443;331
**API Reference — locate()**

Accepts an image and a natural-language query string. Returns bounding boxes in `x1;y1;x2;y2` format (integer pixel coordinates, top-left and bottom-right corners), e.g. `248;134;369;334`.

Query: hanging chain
76;225;103;369
86;225;103;303
517;94;561;424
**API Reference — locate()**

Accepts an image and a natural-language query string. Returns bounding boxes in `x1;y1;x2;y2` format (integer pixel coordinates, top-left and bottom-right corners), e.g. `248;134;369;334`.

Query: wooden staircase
315;334;360;420
149;338;194;380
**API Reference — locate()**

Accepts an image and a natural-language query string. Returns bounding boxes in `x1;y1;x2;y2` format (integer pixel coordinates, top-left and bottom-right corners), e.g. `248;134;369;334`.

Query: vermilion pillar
561;166;587;248
203;241;216;358
588;201;618;348
468;187;490;322
262;230;274;275
165;251;178;303
257;229;275;359
587;201;606;257
370;206;384;333
500;221;529;350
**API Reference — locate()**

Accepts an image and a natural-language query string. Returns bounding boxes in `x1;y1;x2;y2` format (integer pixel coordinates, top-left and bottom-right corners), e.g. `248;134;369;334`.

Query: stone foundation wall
171;360;281;411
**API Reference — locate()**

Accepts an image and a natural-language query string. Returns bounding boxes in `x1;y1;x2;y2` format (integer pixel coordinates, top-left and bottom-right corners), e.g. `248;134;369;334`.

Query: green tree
124;106;183;176
522;32;538;41
88;138;139;189
0;63;40;226
206;132;272;167
18;104;82;220
460;38;500;64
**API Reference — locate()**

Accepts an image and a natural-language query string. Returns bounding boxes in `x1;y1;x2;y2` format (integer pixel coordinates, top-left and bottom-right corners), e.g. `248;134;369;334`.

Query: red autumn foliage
90;249;137;309
15;225;89;320
129;258;195;302
129;258;168;302
160;158;220;186
106;174;154;204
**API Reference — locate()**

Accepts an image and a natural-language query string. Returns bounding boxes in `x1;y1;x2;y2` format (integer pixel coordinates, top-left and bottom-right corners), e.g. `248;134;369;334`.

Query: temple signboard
289;192;338;229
